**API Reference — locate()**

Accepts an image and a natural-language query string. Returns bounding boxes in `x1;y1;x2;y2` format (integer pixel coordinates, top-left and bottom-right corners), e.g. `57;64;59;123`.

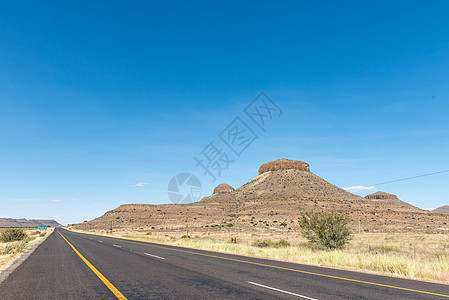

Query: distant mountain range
0;218;62;228
432;205;449;214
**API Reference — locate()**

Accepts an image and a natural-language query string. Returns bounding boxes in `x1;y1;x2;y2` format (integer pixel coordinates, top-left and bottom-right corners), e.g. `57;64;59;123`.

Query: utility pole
110;220;113;233
186;208;189;238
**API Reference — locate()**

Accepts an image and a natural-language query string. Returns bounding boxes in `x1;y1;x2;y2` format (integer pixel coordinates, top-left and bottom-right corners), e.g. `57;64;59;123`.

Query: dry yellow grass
70;228;449;284
0;228;54;273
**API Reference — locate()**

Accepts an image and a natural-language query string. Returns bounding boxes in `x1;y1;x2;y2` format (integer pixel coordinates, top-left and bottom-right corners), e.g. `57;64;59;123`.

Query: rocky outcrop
365;191;398;200
259;158;310;175
213;183;235;194
432;205;449;214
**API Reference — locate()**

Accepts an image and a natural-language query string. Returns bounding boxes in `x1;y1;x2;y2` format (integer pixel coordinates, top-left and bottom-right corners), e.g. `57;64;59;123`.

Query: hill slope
433;205;449;214
365;191;419;209
73;159;448;233
0;218;62;228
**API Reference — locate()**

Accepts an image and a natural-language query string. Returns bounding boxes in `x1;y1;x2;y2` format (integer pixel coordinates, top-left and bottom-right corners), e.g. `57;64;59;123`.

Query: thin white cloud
425;208;435;211
410;202;418;205
129;182;148;187
344;186;376;192
52;199;62;203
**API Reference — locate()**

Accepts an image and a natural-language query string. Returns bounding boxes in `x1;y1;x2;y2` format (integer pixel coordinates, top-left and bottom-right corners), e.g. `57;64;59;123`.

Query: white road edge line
98;240;103;243
248;282;317;300
144;253;165;260
113;244;122;248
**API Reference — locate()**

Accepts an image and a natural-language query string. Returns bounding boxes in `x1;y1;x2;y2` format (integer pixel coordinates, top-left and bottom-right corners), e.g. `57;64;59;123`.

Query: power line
369;169;449;186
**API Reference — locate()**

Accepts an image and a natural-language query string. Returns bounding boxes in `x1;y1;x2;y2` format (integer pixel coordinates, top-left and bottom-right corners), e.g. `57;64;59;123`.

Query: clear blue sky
1;1;448;225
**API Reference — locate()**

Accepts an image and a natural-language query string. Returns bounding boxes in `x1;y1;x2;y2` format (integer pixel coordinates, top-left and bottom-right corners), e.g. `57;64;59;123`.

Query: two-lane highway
0;228;448;299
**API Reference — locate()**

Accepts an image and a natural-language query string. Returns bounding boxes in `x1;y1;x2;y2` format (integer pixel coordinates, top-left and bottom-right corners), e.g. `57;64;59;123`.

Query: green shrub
146;231;152;235
226;223;234;227
252;240;273;248
0;228;28;242
1;244;14;254
0;242;27;255
299;211;352;249
274;239;290;248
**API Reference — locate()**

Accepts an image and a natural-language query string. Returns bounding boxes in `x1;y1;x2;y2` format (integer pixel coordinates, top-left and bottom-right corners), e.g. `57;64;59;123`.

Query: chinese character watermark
219;117;257;157
168;92;283;203
194;92;283;183
244;92;283;131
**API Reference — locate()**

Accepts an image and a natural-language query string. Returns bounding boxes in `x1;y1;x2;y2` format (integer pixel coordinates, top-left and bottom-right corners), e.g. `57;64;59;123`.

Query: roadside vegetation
0;228;52;273
298;211;352;249
0;228;28;242
70;227;449;283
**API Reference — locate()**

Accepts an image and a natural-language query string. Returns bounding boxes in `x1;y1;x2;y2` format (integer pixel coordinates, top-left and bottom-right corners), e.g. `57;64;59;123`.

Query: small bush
14;240;28;253
31;231;40;236
299;211;352;249
0;228;28;242
1;244;14;254
252;240;273;248
274;239;290;248
146;231;152;235
0;239;28;255
226;223;234;227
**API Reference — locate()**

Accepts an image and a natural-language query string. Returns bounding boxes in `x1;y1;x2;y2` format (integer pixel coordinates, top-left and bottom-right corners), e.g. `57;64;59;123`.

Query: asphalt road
0;228;448;299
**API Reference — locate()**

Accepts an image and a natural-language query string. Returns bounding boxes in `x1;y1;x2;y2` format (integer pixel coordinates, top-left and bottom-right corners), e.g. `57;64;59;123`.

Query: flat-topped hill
259;158;310;174
366;191;397;199
365;191;419;209
213;183;235;194
73;159;448;233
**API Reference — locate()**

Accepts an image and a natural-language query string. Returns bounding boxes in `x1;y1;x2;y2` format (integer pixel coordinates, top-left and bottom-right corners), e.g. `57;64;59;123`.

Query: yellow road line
99;234;449;299
58;232;127;300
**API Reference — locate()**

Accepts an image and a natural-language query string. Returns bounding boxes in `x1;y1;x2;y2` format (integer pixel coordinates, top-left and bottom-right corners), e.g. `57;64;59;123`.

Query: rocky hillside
365;191;419;209
433;205;449;214
259;158;309;174
213;183;235;194
365;191;397;200
0;218;62;228
72;159;449;233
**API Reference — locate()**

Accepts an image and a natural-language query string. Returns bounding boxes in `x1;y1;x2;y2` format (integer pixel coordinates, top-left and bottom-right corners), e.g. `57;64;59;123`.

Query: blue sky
1;1;448;225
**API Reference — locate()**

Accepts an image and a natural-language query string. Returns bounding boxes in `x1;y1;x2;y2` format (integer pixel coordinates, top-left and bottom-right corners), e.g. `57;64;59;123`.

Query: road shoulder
0;229;54;284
